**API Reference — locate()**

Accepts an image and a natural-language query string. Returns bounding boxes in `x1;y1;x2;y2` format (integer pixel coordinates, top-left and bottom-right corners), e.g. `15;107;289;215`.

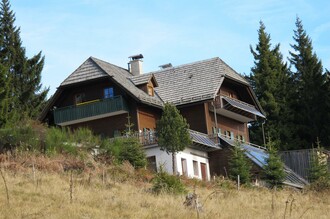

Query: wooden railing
110;131;158;146
54;96;128;125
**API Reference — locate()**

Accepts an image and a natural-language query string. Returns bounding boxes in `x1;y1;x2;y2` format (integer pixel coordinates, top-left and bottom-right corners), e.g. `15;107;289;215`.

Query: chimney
128;54;143;76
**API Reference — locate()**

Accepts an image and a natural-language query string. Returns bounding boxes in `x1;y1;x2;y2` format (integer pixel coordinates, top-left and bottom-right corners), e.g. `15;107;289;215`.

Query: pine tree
228;142;251;184
288;17;327;149
321;69;330;149
0;63;9;127
0;0;48;121
309;140;329;183
249;21;291;149
263;139;286;188
156;103;192;174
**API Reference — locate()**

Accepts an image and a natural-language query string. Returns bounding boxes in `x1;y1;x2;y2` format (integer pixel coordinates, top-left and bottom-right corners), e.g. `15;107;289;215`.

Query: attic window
147;85;154;96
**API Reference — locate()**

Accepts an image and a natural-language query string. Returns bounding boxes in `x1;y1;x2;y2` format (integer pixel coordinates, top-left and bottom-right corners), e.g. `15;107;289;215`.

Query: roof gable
61;58;108;86
130;74;158;87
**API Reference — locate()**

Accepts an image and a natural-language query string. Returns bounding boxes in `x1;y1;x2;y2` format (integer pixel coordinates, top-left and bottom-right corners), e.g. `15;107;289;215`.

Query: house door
200;163;207;181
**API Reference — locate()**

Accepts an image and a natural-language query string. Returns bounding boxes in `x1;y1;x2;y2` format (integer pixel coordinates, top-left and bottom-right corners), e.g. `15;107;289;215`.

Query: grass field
0;154;329;219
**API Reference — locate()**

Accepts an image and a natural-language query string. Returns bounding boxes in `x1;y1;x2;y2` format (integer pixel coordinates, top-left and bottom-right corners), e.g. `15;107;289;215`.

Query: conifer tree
249;21;291;149
288;17;327;149
0;63;9;127
156;103;192;174
228;142;251;184
0;0;48;121
263;139;286;188
309;140;329;183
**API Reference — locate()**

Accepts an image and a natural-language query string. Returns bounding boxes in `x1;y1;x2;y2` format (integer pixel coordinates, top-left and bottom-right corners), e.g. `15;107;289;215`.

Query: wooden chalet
40;55;307;188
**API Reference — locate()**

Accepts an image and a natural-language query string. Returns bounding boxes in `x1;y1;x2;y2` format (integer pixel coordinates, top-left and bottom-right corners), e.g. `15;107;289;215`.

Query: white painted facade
144;145;210;181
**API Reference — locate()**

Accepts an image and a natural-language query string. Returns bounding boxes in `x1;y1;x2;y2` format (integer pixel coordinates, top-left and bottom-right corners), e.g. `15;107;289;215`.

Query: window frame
104;87;114;99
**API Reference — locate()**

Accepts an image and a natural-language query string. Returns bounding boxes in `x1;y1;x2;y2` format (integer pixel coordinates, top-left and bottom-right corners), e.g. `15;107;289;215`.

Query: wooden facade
41;56;268;182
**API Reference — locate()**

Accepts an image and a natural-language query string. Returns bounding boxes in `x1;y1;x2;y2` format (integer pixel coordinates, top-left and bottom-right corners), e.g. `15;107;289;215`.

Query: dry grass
0;154;329;219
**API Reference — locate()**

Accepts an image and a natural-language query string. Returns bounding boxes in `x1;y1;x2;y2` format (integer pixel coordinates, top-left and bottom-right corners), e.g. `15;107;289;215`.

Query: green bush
100;137;147;168
72;127;100;150
0;120;42;152
45;127;77;155
152;167;187;195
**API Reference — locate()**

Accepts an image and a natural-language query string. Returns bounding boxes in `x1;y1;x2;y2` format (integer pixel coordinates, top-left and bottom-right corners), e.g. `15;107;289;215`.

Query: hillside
0;154;329;219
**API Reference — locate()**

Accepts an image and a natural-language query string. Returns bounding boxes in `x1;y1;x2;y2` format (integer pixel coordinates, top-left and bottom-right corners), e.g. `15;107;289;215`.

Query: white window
193;160;199;176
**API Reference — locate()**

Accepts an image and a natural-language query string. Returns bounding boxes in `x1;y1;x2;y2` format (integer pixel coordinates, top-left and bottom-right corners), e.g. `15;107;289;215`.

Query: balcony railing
110;131;158;146
54;95;128;125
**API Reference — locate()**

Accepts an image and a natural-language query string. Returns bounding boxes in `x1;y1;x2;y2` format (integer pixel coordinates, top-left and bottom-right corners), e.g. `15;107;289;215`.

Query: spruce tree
228;142;251;184
0;63;9;127
156;103;192;174
309;140;329;183
321;69;330;149
263;139;286;188
249;21;291;149
0;0;48;121
288;17;327;149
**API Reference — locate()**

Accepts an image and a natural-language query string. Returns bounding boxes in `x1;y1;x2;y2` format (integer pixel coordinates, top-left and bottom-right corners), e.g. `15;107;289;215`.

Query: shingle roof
41;56;260;120
129;73;154;86
61;58;108;86
58;57;163;108
131;57;249;105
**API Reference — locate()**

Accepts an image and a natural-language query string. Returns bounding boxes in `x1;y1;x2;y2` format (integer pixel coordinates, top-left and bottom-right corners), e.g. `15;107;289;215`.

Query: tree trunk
172;152;176;175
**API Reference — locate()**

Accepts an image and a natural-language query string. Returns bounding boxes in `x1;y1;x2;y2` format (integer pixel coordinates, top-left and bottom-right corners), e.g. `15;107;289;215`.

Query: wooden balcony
54;96;129;126
210;96;264;122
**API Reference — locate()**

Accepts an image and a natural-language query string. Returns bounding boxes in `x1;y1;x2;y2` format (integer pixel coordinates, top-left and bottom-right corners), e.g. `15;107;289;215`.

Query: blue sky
10;0;330;96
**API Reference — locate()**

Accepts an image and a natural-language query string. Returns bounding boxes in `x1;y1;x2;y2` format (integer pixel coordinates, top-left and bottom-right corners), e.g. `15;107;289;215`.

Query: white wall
144;146;210;181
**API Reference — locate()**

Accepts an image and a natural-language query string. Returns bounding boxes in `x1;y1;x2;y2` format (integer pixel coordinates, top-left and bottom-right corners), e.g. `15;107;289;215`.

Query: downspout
211;101;218;144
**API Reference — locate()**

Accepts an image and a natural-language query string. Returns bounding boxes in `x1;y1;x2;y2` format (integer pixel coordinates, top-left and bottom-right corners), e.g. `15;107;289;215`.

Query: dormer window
104;87;114;99
147;85;154;96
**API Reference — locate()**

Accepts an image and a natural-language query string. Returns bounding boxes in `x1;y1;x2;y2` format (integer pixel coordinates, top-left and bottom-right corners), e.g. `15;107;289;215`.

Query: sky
10;0;330;96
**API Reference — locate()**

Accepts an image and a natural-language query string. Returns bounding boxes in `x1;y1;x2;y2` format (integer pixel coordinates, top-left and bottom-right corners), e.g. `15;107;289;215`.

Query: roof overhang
222;96;265;118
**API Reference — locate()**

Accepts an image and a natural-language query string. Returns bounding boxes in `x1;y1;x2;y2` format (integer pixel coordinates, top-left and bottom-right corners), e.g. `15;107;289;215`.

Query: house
40;55;307;187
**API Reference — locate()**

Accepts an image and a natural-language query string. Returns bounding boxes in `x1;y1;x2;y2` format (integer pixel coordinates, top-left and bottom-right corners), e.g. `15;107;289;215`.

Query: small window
147;85;154;96
193;160;199;176
75;93;85;105
104;87;114;99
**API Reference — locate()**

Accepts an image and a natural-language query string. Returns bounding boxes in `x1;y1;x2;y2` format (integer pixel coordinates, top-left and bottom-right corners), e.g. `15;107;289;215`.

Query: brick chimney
128;54;143;76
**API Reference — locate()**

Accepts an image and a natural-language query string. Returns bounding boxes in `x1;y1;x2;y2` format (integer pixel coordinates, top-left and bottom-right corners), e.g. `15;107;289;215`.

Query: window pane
104;87;114;98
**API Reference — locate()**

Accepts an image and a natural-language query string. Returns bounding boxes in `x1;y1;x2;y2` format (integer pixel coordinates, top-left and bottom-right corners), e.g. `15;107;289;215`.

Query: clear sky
10;0;330;96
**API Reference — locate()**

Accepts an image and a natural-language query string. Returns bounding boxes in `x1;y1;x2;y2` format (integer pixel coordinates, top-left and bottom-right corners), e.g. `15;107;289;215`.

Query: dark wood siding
68;113;128;137
209;146;262;178
206;102;249;141
137;106;161;131
55;78;129;108
179;103;207;133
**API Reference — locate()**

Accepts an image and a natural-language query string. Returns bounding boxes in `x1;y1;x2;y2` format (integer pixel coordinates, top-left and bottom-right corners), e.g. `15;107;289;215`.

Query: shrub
152;167;187;195
45;127;77;155
72;127;100;150
0;120;43;153
100;137;147;168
